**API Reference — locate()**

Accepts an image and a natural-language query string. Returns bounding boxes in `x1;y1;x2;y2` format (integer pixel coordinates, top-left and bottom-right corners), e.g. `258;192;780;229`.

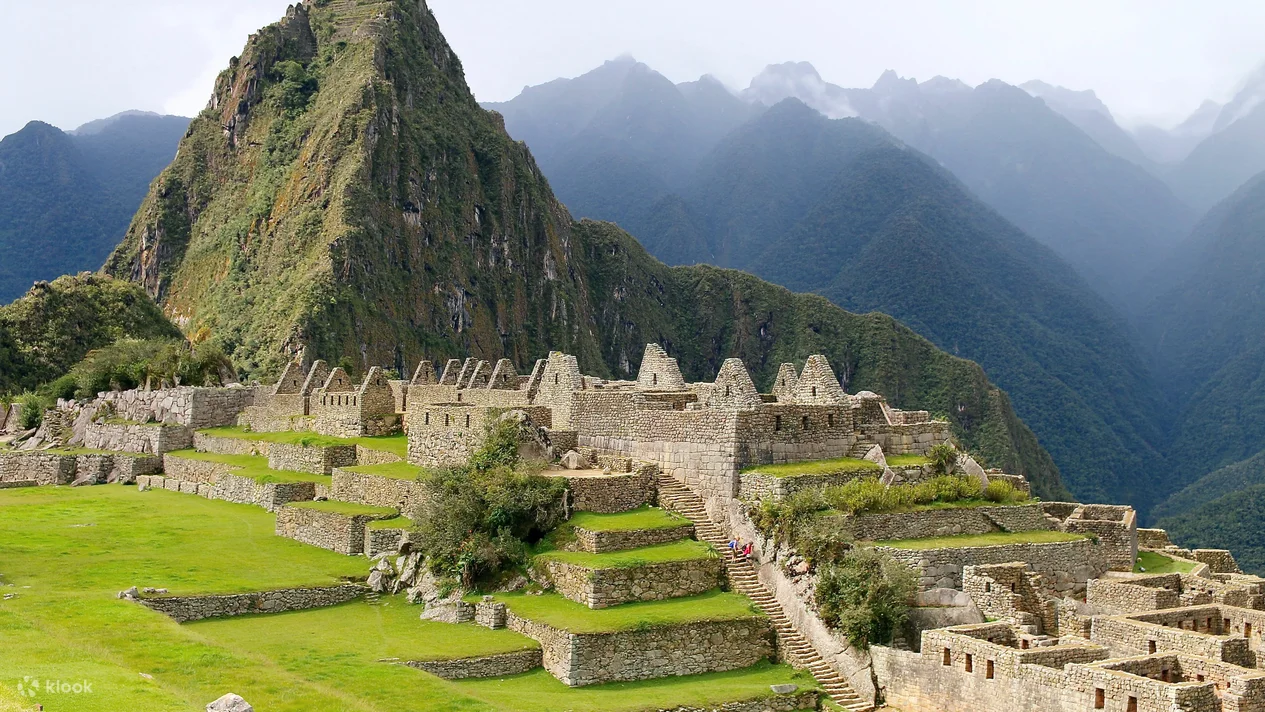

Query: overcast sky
3;0;1263;138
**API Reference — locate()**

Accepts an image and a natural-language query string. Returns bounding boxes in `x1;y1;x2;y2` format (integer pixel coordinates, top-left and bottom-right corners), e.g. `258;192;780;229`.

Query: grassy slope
873;530;1086;550
535;540;714;569
484;590;762;634
566;507;689;532
103;0;1065;501
165;450;329;484
741;457;880;477
1134;551;1196;575
200;426;408;458
342;461;424;480
0;487;808;711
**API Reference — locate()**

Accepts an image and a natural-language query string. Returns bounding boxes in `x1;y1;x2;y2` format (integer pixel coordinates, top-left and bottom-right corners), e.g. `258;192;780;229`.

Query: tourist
742;541;754;559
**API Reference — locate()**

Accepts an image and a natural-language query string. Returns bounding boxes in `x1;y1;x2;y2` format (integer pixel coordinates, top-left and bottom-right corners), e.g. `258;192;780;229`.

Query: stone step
657;473;870;709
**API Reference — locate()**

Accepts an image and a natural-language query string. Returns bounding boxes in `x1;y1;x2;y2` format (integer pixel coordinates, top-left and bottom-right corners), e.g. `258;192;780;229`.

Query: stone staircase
847;441;880;459
656;474;873;711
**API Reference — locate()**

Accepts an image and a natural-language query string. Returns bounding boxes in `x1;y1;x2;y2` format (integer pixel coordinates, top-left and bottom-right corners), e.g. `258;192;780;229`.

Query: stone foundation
506;611;773;686
542;557;723;608
84;422;193;454
0;452;76;485
556;462;658;514
573;523;695;553
403;649;542;679
275;504;395;555
137;584;363;623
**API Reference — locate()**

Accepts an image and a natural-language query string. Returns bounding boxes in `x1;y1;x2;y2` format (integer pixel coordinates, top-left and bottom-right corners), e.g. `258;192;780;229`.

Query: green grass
199;426;409;458
1134;550;1198;574
873;530;1088;550
165;450;329;484
885;454;931;467
566;506;690;532
0;487;810;711
535;540;715;569
741;457;880;478
480;590;762;634
287;500;398;517
367;516;412;530
343;461;425;480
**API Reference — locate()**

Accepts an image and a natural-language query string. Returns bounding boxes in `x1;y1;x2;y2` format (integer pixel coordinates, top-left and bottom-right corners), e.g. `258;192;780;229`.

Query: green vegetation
482;590;762;634
927;443;958;475
0;486;814;710
412;418;567;588
565;506;690;532
742;456;879;477
200;426;408;458
1134;550;1197;574
367;516;412;530
0;273;182;398
165;450;330;484
885;454;931;467
535;540;716;569
286;500;397;517
814;548;917;649
343;460;425;480
752;475;1028;543
874;530;1087;550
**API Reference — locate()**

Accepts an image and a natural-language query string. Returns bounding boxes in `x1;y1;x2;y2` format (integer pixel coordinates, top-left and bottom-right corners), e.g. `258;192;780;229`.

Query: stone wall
0;452;75;485
737;469;873;501
879;538;1108;594
137;584;363;623
1060;504;1138;572
267;442;357;475
844;504;1052;542
862;422;953;456
1087;578;1182;614
657;691;820;712
403;650;542;680
84;422;193;454
97;386;257;428
331;469;428;518
275;505;392;555
144;463;316;512
506;611;773;686
364;525;409;557
560;463;658;514
406;404;550;468
1091;608;1251;666
573;523;695;553
1138;528;1176;549
542;557;723;608
355;445;402;466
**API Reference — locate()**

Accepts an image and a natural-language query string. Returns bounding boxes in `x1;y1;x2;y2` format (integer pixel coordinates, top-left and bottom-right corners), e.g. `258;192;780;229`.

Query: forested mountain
103;0;1066;499
1155;450;1265;574
0;112;188;302
493;63;1173;510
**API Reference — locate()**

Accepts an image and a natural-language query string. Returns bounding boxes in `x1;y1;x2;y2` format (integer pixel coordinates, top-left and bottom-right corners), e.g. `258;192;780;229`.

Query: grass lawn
481;590;762;634
199;426;409;458
342;461;425;481
874;530;1088;550
885;454;931;467
566;507;690;532
367;516;412;530
287;500;398;517
166;450;329;484
535;540;714;569
1135;550;1197;574
741;457;880;477
0;487;809;711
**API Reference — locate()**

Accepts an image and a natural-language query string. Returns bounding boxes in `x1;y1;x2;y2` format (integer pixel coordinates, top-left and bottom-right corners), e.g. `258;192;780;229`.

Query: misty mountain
1020;80;1156;172
483;57;761;229
1155;448;1265;574
1130;100;1221;166
1143;170;1265;477
0;111;189;302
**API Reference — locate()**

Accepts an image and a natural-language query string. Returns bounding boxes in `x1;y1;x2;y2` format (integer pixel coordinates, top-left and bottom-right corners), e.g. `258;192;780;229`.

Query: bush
66;338;234;398
815;548;917;649
16;392;50;430
412;418;567;589
793;516;855;567
928;443;958;475
983;478;1025;504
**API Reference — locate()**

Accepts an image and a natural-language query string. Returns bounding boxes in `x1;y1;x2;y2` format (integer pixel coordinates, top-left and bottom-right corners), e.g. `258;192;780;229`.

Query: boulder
770;684;798;694
559;450;584;470
206;693;253;712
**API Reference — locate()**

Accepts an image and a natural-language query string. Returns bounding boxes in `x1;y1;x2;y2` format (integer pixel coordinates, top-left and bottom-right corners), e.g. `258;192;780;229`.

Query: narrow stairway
655;474;874;712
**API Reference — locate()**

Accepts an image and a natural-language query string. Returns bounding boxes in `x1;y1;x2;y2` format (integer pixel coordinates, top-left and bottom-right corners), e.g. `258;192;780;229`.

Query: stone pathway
655;473;874;711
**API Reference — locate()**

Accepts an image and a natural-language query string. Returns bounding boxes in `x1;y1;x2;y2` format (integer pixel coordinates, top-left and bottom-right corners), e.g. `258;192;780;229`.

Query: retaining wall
542;557;723;608
84;422;193;454
403;650;542;679
330;469;428;517
879;538;1108;595
573;523;695;553
845;504;1052;542
137;584;362;623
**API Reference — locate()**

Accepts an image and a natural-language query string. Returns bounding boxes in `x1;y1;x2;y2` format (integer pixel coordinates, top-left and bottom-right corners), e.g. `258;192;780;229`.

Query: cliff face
104;0;1065;498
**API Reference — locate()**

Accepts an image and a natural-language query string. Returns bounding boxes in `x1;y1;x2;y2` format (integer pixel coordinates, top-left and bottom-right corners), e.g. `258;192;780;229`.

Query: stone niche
507;612;773;686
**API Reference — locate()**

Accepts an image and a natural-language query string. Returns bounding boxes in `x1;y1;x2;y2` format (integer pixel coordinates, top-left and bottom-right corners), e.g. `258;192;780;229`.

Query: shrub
63;338;234;399
928;443;958;475
793;516;855;567
16;392;50;430
412;418;567;589
815;548;917;649
983;478;1024;504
